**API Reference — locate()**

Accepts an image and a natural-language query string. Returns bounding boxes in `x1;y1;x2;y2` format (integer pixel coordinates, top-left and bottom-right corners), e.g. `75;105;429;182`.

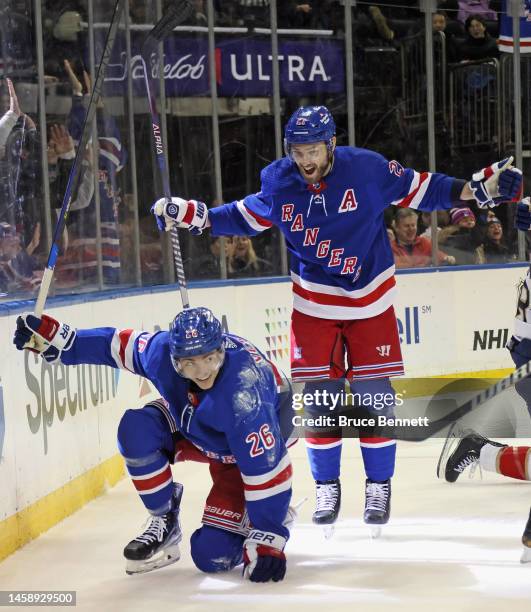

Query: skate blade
125;543;181;575
520;545;531;564
436;422;465;480
369;526;382;539
322;524;335;539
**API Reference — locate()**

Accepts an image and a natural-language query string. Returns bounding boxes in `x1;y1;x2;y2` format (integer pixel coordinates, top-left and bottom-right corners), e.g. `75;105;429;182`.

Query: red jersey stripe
243;464;292;492
118;329;134;368
133;465;172;492
292;275;395;307
244;205;273;228
397;172;430;208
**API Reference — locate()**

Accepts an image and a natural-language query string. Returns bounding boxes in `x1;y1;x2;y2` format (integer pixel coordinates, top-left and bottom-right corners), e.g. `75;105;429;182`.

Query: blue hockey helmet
284;105;336;158
169;307;223;360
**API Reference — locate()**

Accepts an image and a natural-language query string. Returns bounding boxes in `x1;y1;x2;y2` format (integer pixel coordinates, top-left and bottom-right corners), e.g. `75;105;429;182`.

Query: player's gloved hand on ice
515;197;531;232
13;313;76;363
469;156;523;208
243;530;286;583
151;197;208;234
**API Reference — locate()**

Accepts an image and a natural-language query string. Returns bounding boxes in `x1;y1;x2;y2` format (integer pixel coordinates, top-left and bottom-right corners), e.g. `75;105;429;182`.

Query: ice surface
1;440;530;612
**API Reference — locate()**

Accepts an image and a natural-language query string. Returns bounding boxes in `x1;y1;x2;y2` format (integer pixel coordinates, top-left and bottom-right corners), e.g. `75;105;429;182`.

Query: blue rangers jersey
61;327;293;540
209;146;465;320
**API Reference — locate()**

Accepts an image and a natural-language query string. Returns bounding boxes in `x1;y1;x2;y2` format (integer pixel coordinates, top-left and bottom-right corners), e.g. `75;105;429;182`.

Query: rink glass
0;0;529;304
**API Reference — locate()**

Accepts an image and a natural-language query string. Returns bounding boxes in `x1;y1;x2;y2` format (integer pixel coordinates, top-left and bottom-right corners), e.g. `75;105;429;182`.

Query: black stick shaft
141;0;193;309
34;0;126;316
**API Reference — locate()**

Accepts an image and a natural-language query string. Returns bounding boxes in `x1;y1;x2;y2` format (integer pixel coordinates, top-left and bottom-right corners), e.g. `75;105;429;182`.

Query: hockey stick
140;0;193;309
33;0;126;317
394;357;531;442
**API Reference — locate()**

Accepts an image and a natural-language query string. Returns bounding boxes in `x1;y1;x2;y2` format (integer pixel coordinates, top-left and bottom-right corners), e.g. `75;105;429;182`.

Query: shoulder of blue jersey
260;157;298;195
139;330;170;368
335;145;387;169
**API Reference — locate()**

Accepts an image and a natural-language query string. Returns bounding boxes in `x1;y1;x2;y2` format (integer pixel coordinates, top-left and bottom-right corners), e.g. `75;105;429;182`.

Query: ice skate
521;507;531;564
313;479;341;539
124;483;183;575
364;478;391;538
439;428;505;483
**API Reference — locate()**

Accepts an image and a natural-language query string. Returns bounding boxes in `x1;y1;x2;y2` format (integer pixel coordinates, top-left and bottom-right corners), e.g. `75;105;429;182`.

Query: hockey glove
515;198;531;232
469;156;523;208
243;530;286;583
13;314;76;363
151;197;208;234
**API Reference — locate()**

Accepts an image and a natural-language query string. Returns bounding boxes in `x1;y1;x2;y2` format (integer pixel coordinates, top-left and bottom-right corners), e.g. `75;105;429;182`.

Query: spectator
456;0;497;25
432;10;464;61
366;1;421;42
433;10;448;32
474;216;514;263
43;9;85;82
0;79;21;161
0;78;42;259
419;210;451;239
228;235;272;278
190;0;207;26
368;6;396;41
215;0;239;26
191;235;234;280
55;59;126;287
0;222;42;296
279;2;318;29
457;14;499;60
234;0;270;28
129;0;148;23
391;208;455;268
440;206;482;264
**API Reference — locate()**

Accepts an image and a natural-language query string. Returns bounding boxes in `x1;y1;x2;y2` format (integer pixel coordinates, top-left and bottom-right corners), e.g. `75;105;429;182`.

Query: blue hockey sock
359;439;396;481
305;438;342;481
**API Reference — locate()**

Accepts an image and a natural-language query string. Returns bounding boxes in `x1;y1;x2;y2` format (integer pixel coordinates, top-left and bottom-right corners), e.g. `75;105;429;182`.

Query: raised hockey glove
151;197;208;234
13;314;76;363
515;198;531;232
243;530;286;583
469;156;523;208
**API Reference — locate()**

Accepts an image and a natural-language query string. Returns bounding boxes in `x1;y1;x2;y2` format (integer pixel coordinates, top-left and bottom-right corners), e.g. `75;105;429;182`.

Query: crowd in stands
0;0;526;302
207;0;505;66
388;202;517;268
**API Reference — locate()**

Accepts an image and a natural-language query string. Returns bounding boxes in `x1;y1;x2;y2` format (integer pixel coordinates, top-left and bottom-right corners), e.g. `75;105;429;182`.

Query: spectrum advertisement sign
103;34;345;97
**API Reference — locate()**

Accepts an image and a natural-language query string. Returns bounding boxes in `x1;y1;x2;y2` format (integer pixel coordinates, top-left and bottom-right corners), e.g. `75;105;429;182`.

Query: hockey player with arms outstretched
151;106;523;533
13;307;294;581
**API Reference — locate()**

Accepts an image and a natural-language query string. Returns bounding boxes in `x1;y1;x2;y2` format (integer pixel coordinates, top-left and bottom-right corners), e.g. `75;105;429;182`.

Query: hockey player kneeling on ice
13;307;294;581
